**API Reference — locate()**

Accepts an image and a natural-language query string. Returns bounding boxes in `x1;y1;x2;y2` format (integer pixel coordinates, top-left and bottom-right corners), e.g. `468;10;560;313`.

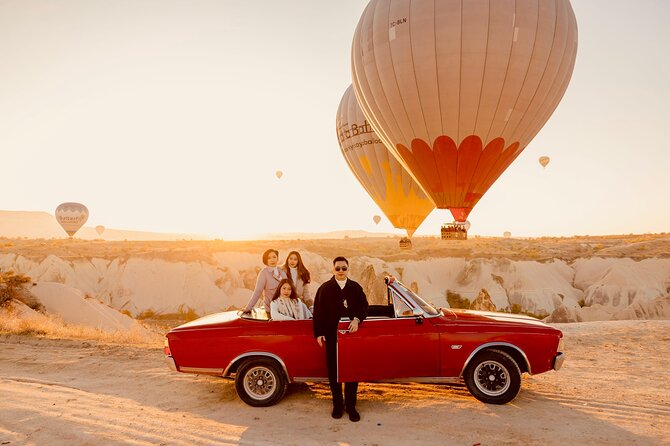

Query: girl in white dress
270;279;312;320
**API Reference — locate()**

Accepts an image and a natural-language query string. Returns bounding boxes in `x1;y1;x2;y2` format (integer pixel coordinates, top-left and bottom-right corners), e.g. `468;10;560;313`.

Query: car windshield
394;282;440;316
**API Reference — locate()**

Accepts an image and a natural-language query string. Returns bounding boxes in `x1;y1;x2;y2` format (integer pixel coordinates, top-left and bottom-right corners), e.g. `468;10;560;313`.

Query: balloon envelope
337;85;434;238
352;0;578;222
55;202;89;237
539;156;551;168
503;231;512;238
95;225;105;236
373;215;381;225
464;220;471;231
275;170;283;179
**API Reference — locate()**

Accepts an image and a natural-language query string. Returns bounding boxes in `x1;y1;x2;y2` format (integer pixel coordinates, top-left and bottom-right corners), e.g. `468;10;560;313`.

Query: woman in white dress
270;279;312;320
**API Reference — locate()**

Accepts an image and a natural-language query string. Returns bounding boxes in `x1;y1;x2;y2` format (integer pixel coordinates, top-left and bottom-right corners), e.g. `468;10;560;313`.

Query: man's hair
332;256;348;266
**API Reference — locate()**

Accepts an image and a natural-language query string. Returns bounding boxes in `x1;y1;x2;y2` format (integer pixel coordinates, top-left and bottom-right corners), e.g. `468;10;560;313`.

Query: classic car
164;277;565;406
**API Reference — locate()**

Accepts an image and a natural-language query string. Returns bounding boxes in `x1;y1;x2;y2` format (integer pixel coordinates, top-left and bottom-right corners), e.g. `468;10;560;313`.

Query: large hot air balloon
55;202;89;237
337;85;434;238
95;225;105;236
373;215;382;225
539;156;551;168
352;0;578;224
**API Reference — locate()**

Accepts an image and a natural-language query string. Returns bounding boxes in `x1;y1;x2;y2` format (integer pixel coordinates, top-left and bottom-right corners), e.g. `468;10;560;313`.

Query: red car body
165;277;564;406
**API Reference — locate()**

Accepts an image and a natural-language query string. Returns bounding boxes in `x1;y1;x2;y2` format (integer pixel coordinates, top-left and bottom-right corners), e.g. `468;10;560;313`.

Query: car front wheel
235;358;288;407
464;349;521;405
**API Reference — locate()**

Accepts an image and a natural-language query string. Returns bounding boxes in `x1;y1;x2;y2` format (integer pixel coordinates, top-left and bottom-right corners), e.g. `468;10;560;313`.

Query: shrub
0;271;42;310
446;290;471;309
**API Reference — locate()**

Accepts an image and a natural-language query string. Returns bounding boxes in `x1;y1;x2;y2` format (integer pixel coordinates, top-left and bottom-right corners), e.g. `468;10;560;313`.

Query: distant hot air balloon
337;85;434;238
503;231;512;239
95;225;105;236
464;221;471;232
352;0;578;225
275;170;283;179
55;202;89;237
539;156;551;168
373;215;381;225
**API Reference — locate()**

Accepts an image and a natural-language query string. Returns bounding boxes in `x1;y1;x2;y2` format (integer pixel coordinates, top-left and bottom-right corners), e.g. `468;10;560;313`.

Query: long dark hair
282;251;311;284
272;279;298;301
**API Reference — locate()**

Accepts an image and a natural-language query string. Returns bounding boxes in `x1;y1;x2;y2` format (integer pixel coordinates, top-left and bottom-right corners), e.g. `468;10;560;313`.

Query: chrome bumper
165;356;177;371
553;352;565;371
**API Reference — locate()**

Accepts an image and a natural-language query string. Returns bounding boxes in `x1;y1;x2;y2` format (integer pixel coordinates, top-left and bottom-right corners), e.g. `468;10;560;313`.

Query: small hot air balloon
337;85;434;238
95;225;105;236
539;156;550;168
464;221;471;231
55;202;89;238
352;0;578;227
503;231;512;239
373;215;381;225
275;170;283;179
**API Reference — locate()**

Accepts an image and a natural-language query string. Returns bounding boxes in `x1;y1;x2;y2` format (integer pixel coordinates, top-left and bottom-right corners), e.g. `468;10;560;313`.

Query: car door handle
338;329;350;334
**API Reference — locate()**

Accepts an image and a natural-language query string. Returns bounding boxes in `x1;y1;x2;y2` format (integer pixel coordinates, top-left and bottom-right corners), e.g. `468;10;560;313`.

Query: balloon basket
441;222;467;240
399;237;412;249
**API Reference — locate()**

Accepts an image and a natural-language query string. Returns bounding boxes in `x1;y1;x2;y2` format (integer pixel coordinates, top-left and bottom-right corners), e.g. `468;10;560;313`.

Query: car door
337;289;440;382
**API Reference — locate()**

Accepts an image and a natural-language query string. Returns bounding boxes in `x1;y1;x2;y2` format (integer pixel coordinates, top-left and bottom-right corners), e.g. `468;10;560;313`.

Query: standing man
313;256;368;422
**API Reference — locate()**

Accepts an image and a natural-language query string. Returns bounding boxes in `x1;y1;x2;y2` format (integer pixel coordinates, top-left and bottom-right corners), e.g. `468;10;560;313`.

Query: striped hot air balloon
352;0;578;224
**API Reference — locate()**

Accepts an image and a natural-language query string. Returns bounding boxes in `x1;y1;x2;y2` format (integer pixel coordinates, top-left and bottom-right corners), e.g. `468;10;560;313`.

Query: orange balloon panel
337;85;434;237
352;0;578;221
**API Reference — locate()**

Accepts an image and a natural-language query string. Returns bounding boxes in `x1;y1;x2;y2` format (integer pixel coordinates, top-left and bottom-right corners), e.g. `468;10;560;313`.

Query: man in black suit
313;256;368;422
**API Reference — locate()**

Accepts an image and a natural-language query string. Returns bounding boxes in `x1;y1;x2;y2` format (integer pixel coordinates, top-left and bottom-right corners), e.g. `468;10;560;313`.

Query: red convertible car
165;277;564;406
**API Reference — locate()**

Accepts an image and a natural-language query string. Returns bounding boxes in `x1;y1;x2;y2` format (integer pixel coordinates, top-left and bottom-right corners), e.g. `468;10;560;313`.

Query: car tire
463;349;521;405
235;357;288;407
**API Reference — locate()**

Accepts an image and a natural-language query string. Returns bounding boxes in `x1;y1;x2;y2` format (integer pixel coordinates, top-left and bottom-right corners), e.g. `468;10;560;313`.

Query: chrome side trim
222;352;289;380
553;352;565;371
293;377;329;383
293;377;462;384
180;366;224;375
459;342;532;377
165;356;177;371
375;377;462;384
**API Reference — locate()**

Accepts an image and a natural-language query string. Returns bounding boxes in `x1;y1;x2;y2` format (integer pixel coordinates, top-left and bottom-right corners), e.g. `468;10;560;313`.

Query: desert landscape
3;0;670;444
1;234;670;445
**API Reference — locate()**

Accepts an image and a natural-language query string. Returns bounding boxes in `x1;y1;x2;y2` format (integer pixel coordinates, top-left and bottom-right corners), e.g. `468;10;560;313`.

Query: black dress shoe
346;407;360;422
331;405;344;419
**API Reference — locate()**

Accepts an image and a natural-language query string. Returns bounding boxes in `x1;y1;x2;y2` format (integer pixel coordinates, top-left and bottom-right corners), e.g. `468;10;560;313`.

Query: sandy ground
1;320;669;446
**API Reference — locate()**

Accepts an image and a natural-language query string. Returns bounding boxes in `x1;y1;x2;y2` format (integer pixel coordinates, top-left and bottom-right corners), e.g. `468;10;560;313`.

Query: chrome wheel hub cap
474;360;510;397
243;366;276;400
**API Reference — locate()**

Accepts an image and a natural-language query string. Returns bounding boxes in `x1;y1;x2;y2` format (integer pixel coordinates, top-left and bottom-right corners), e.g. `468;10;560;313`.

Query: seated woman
270;279;312;321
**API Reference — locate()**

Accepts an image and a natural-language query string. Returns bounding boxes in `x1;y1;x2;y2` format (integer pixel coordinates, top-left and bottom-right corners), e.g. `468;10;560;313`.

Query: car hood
170;310;239;331
439;308;559;331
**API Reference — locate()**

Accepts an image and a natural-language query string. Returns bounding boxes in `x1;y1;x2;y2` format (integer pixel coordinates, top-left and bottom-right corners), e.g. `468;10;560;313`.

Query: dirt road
1;321;669;445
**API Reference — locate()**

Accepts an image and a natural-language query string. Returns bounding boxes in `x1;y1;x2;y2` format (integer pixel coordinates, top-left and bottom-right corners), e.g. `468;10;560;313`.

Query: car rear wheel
235;358;288;407
464;349;521;405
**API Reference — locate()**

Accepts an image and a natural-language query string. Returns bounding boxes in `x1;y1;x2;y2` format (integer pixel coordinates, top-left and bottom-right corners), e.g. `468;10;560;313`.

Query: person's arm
302;280;312;305
270;300;294;321
348;284;369;332
313;286;325;338
244;270;266;312
299;300;313;319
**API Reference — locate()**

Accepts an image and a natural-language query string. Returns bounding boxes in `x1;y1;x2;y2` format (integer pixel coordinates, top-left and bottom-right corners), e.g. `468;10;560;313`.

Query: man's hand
317;336;325;347
348;317;360;333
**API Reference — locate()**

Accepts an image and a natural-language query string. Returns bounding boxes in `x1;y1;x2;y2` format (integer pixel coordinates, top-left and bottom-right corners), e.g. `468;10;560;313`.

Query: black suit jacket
313;276;368;339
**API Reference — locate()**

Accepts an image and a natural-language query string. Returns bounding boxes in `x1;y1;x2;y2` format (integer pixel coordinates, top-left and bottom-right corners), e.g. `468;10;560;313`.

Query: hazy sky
2;0;669;239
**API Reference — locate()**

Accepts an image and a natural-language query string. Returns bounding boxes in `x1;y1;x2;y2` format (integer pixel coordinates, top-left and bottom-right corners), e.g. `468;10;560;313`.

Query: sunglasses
334;266;348;272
